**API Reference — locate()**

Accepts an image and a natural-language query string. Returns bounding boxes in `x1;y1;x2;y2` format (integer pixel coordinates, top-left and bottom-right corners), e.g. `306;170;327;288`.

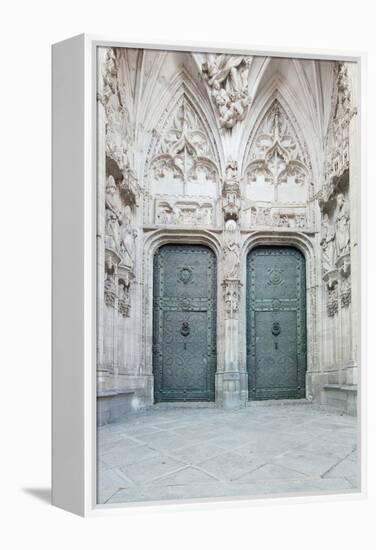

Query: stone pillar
221;278;246;409
218;160;248;409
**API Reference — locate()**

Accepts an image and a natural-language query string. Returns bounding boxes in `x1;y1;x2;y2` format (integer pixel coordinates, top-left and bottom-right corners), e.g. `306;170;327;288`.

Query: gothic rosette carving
201;54;252;129
148;95;219;186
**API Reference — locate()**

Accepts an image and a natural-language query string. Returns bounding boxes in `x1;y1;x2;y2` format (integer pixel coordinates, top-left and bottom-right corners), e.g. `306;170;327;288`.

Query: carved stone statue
321;213;336;272
223;219;240;278
105;175;122;253
104;253;117;308
335;193;350;257
202;55;252;129
120;205;137;270
118;278;130;317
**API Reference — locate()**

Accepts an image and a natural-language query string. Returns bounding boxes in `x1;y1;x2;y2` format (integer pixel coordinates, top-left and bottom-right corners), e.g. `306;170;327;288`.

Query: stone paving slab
97;403;359;505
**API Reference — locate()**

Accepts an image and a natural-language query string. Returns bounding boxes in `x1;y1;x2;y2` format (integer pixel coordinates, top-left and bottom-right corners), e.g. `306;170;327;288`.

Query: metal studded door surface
246;246;307;400
153;245;217;402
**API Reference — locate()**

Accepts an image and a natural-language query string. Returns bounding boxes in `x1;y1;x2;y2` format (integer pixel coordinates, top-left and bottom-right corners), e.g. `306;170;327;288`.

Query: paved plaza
97;402;359;505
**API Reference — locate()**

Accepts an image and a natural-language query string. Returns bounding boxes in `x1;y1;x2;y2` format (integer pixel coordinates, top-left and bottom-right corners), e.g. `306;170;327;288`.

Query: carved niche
243;100;311;205
201;54;252;129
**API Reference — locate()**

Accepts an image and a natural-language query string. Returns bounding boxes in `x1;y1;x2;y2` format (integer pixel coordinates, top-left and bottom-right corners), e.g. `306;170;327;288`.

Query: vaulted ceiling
114;48;341;183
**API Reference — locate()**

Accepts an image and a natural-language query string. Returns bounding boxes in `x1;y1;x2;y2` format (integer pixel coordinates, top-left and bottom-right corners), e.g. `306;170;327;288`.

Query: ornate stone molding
201;54;252;129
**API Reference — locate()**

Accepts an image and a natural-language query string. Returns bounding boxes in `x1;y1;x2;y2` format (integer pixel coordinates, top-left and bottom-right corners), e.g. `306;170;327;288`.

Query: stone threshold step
247;398;312;407
324;384;357;392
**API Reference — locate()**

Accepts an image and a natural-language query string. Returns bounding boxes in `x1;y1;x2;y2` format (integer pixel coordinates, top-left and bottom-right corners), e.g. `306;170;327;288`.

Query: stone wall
96;48;360;422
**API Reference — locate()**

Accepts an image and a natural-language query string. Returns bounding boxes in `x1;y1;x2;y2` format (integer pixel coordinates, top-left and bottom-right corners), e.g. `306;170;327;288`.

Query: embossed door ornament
267;267;284;286
271;321;281;336
179;296;191;310
180;321;190;337
178;266;193;284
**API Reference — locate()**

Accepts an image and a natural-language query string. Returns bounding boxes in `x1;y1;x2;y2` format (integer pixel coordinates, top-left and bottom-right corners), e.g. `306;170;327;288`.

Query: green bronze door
153;245;217;402
246;246;307;400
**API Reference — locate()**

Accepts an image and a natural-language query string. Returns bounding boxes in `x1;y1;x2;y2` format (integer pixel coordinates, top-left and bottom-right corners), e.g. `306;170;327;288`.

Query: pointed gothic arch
143;80;224;226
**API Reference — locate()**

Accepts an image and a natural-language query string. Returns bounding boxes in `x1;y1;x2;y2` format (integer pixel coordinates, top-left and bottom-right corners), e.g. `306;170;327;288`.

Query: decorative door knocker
180;321;190;337
272;321;281;349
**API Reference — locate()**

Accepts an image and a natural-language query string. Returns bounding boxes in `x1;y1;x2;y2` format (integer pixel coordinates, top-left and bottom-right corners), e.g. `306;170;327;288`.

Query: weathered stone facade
96;48;359;423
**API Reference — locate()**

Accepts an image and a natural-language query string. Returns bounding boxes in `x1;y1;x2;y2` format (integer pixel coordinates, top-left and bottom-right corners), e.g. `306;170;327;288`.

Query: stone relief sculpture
201;55;252;129
223;219;240;279
155;201;213;226
244;204;307;229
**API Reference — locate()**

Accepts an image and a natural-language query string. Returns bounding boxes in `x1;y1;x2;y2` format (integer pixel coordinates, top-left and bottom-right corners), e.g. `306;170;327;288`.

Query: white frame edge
51;33;366;517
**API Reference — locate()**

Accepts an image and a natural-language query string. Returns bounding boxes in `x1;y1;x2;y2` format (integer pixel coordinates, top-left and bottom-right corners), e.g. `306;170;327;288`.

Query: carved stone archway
141;229;224;404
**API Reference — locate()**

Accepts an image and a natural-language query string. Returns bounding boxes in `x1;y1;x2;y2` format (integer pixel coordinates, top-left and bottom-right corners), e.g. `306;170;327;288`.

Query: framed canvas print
52;35;364;516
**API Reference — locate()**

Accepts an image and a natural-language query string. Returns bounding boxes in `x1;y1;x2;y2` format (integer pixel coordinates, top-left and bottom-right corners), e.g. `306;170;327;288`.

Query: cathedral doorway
153;244;217;402
246;246;307;400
